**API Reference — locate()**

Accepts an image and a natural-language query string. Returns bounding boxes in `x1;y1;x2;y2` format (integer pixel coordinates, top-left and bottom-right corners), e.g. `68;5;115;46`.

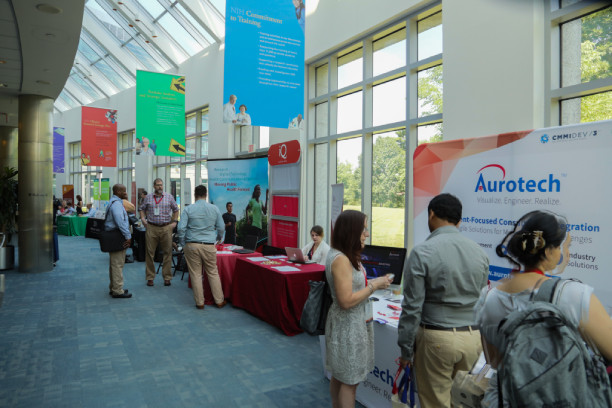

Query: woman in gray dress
325;210;393;407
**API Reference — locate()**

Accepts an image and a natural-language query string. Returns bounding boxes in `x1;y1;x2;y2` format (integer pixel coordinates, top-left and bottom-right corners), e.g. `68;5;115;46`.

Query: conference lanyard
360;263;368;287
154;194;163;205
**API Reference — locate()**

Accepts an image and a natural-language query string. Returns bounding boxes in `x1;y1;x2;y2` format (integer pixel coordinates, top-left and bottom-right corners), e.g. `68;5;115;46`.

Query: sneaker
112;292;132;298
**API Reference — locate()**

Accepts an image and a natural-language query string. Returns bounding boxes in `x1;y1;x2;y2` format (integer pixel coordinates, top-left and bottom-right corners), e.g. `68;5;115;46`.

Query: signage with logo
413;120;612;310
268;140;300;166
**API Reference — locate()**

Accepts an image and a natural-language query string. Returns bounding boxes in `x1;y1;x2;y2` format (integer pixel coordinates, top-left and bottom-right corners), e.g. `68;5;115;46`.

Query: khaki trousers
109;248;127;295
184;243;224;306
145;224;173;281
414;326;482;408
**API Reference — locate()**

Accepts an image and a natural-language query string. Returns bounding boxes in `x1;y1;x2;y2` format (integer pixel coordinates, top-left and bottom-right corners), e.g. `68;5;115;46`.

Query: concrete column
0;126;18;171
18;95;54;273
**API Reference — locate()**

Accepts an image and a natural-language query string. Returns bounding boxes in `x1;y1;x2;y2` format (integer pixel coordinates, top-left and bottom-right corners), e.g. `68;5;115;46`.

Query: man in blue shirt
177;185;226;309
105;184;132;298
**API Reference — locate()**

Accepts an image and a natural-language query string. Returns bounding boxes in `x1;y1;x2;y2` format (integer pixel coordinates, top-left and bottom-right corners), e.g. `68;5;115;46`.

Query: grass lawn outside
343;205;405;248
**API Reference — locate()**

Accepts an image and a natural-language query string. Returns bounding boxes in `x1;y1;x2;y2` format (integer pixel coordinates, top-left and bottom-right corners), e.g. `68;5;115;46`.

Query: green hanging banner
136;70;186;157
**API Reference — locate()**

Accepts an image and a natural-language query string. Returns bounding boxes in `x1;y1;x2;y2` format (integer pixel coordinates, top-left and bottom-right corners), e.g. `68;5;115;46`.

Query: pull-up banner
53;127;65;173
413;120;612;310
81;107;117;167
136;70;186;157
223;0;305;129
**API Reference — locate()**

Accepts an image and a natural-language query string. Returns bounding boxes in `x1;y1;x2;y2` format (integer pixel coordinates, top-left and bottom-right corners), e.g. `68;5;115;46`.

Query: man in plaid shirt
139;178;179;287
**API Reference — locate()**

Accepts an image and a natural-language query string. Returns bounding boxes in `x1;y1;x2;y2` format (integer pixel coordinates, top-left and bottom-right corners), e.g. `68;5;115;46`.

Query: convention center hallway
0;235;355;407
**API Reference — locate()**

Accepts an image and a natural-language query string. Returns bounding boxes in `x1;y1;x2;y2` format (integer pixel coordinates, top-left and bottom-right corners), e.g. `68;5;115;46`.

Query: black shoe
109;289;129;296
112;292;132;298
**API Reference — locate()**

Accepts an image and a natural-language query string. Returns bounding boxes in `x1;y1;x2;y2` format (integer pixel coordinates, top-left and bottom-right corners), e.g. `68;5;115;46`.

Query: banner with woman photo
413;120;612;311
223;0;305;128
208;157;269;244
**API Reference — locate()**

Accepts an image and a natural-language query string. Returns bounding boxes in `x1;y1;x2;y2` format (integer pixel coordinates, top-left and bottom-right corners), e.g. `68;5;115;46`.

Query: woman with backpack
474;210;612;407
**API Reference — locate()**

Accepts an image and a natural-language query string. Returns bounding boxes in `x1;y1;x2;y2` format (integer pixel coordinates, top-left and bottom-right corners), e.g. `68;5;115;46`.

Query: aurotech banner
136;70;186;157
223;0;305;129
413;120;612;310
81;107;117;167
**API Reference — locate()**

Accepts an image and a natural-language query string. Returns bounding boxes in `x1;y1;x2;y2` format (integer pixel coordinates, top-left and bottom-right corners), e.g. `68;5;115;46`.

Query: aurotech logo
474;164;561;193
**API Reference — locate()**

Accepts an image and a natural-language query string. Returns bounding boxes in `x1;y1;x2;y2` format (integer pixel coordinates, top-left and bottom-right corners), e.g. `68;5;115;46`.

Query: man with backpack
397;193;489;407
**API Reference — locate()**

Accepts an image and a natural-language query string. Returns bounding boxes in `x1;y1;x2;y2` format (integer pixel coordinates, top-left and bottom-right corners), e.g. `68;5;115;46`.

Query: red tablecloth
187;245;253;305
231;257;325;336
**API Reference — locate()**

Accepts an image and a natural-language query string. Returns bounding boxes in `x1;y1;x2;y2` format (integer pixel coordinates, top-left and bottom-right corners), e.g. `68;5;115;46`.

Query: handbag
391;365;416;408
450;369;489;408
99;201;127;253
300;278;332;335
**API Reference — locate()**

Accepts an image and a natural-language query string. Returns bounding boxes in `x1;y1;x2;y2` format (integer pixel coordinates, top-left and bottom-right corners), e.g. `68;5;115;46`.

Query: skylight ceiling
55;0;225;112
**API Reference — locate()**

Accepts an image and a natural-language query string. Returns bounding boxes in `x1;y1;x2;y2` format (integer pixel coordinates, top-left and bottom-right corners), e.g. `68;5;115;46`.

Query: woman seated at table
301;225;330;265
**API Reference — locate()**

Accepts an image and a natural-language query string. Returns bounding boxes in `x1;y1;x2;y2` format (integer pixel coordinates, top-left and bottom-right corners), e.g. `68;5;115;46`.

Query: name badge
154;207;160;216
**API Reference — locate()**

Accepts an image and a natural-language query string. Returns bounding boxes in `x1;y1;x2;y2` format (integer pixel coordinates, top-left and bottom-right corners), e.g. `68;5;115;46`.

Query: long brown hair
331;210;366;270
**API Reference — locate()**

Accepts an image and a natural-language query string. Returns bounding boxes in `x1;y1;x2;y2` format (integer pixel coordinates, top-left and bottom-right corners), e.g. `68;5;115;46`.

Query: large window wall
548;1;612;125
308;4;443;248
118;130;135;198
154;107;209;207
68;141;100;204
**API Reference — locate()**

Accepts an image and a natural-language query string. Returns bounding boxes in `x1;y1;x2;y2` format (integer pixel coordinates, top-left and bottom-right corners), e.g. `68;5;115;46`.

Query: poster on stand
413;120;612;311
223;0;305;129
208;157;269;243
53;127;65;173
81;107;117;167
136;70;186;157
93;178;110;201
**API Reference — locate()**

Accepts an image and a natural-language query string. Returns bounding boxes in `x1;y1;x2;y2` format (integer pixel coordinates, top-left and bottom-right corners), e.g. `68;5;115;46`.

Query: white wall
443;0;546;140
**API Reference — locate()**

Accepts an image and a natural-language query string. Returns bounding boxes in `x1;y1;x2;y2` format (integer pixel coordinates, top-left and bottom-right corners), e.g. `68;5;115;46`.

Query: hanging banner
81;107;117;167
223;0;305;129
208;157;269;243
136;70;186;157
413;120;612;310
53;127;65;173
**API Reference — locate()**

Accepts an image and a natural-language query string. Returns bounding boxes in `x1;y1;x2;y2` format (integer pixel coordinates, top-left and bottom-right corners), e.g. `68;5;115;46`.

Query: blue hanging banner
223;0;305;129
53;127;65;173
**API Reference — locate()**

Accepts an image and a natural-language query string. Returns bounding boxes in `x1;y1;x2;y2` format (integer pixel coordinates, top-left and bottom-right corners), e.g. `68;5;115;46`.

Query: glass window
209;0;226;16
135;0;165;18
124;41;163;71
186;114;197;135
58;90;80;108
373;76;406;126
337;91;362;134
200;136;209;157
78;38;101;63
170;164;181;204
417;123;443;144
201;110;209;132
185;163;196;204
186;137;196;161
561;91;612;125
158;13;203;57
316;64;329;96
371;130;406;247
337;48;363;89
175;3;215;45
70;73;104;100
417;12;443;61
336;137;362;210
315;102;328;138
94;58;132;90
373;27;406;76
418;65;443;117
561;6;612;87
314;143;329;228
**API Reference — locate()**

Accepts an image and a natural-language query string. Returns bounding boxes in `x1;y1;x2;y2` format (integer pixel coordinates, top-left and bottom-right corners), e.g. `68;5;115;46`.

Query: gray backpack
496;279;612;408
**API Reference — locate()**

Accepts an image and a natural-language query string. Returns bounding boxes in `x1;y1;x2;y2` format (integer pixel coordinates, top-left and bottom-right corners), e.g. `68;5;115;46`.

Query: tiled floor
0;235;358;408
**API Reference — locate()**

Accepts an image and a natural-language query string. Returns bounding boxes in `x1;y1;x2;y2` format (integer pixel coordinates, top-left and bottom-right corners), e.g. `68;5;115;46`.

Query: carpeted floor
0;235;362;407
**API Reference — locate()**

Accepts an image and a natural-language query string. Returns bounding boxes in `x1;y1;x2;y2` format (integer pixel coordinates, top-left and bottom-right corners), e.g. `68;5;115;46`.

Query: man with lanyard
222;202;237;245
177;185;227;309
397;193;489;407
139;178;179;287
106;184;132;298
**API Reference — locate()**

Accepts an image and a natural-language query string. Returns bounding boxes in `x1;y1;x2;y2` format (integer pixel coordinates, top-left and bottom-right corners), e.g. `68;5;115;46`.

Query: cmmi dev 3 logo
475;164;562;193
540;130;597;144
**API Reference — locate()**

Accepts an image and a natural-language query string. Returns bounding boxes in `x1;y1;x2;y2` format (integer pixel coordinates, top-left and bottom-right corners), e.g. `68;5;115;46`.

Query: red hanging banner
81;106;117;167
268;140;300;166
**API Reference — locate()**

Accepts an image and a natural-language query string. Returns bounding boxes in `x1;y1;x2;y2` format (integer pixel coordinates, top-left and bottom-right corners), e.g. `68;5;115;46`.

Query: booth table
231;257;325;336
57;215;88;236
187;245;253;304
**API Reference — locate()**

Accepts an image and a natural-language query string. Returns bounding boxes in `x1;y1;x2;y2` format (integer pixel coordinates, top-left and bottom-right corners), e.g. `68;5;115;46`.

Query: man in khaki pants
106;184;132;298
397;194;489;407
177;185;226;309
139;179;179;287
